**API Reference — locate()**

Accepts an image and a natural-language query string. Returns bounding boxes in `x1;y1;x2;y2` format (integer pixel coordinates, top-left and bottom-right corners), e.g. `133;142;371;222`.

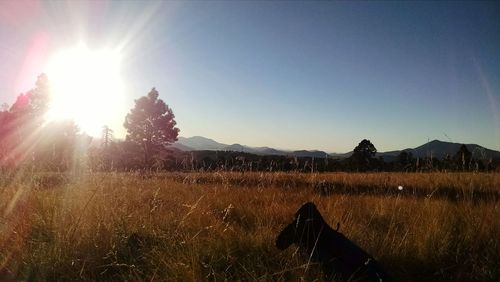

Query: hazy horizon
1;1;499;152
171;135;499;154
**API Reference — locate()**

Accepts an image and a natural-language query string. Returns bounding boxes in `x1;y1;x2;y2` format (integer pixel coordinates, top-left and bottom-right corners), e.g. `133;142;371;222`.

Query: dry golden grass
1;172;499;281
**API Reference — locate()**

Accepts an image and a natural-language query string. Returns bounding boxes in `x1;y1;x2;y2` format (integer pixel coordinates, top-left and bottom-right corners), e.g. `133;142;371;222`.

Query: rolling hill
172;136;500;160
171;136;329;158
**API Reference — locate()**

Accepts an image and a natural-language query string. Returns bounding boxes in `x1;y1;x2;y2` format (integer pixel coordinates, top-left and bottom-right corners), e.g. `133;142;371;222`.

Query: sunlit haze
45;45;125;136
0;1;498;152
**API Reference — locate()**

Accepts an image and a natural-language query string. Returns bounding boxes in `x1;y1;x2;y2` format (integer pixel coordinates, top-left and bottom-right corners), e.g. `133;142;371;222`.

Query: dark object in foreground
276;202;390;282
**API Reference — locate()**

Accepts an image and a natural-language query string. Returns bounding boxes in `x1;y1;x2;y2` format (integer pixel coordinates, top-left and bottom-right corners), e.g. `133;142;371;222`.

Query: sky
0;1;499;153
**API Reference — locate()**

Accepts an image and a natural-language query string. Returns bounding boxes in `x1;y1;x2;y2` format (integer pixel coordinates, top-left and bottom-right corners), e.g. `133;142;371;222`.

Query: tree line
0;75;498;173
0;75;179;171
152;140;497;173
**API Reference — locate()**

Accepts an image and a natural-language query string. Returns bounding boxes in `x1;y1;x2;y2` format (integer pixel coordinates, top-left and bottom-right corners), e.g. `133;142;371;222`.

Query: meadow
1;171;499;281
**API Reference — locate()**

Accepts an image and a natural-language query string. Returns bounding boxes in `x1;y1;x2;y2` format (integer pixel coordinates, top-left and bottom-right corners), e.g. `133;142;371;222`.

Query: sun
45;45;125;136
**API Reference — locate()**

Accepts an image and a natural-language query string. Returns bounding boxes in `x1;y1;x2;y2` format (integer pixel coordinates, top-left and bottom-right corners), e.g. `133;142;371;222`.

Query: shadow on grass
314;181;499;203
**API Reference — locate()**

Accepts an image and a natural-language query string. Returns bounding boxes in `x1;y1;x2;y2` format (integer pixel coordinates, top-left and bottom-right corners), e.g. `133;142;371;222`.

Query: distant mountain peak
173;136;500;159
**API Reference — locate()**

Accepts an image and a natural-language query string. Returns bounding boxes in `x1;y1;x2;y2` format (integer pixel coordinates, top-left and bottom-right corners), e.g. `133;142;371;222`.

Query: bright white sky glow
45;45;125;136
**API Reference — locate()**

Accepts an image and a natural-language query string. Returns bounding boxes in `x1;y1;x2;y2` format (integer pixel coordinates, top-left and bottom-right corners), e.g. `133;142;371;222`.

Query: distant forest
158;145;499;173
1;75;498;173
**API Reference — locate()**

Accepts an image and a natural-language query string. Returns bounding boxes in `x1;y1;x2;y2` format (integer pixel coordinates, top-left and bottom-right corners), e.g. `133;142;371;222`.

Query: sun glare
45;45;125;136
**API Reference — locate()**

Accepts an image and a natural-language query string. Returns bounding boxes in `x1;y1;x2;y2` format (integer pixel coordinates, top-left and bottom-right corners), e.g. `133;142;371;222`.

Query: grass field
1;172;499;281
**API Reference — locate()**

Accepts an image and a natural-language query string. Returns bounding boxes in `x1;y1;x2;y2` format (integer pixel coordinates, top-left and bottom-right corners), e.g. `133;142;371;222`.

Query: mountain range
172;136;500;160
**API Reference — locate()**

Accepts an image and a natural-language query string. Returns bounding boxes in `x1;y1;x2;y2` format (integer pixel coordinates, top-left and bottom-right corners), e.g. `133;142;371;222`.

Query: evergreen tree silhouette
124;88;179;167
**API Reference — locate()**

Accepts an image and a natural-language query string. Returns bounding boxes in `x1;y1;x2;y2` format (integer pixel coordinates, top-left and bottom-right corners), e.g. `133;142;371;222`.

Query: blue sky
0;1;499;152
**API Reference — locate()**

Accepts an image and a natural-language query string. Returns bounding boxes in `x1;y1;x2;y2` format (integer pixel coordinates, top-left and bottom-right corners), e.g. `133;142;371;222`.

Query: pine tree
124;88;179;167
